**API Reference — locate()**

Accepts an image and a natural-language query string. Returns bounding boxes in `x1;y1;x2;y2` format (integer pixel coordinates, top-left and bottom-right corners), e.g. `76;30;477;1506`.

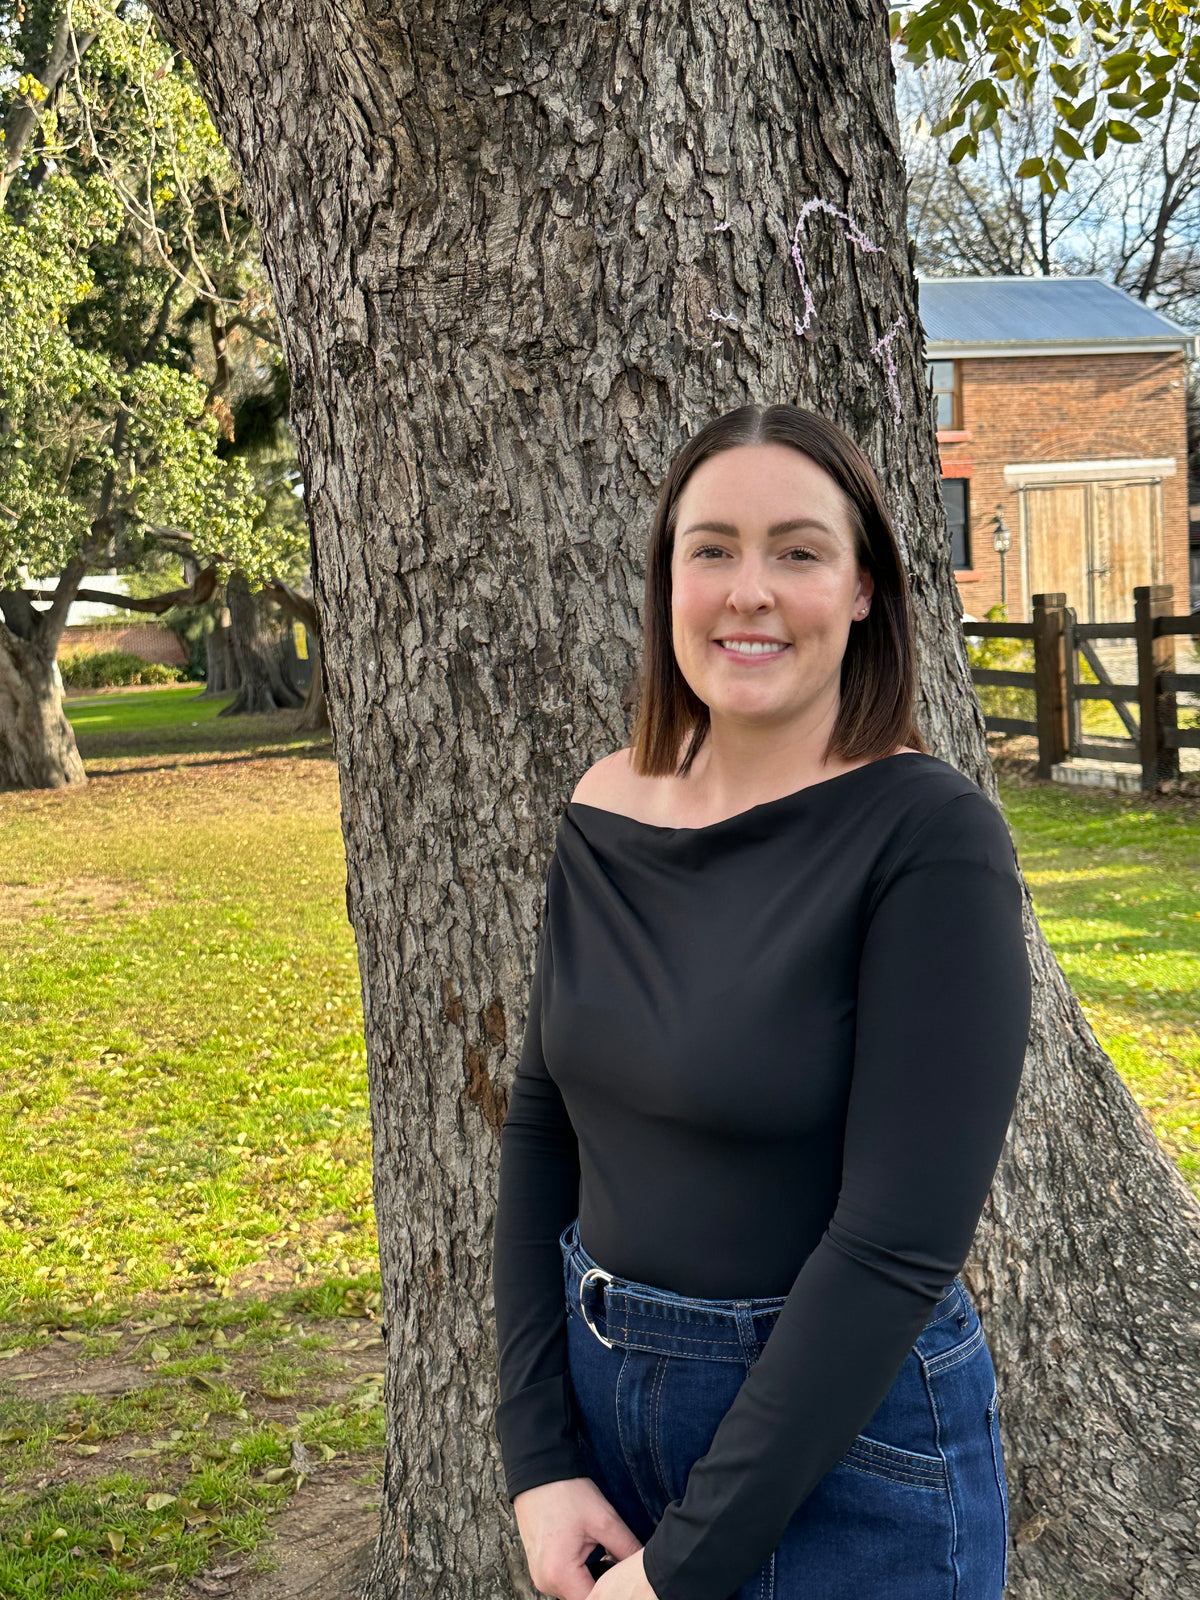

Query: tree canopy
894;0;1200;192
0;0;306;602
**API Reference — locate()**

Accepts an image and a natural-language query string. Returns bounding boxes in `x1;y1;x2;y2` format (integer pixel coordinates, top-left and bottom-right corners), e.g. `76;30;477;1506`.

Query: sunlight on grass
0;701;364;1310
999;777;1200;1195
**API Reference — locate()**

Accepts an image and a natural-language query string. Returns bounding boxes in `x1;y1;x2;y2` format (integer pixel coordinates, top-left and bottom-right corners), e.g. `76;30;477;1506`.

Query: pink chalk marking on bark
709;308;738;326
789;198;883;336
870;313;906;422
790;198;903;420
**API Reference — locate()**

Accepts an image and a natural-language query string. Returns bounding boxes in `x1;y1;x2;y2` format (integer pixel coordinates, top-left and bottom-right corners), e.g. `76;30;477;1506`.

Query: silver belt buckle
578;1265;616;1348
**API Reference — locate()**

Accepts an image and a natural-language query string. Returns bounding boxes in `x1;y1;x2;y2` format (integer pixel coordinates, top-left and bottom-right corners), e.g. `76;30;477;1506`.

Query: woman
491;403;1032;1600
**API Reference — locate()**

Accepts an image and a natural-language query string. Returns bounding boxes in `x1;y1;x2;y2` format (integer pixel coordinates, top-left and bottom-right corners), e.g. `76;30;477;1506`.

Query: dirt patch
1;1300;388;1597
0;877;157;921
200;1472;378;1600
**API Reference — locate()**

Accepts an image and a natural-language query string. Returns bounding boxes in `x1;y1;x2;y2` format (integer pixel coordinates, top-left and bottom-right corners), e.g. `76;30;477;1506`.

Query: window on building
941;477;971;568
926;360;960;429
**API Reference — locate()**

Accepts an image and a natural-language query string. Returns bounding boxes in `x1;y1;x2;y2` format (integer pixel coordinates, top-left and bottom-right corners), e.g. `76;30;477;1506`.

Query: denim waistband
560;1216;965;1365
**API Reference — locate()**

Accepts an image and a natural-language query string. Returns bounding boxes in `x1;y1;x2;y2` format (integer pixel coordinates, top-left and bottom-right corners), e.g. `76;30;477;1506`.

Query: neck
687;700;850;810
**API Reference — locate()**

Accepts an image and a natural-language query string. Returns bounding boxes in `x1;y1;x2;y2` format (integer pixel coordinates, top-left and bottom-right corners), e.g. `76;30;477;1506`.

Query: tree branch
28;564;220;616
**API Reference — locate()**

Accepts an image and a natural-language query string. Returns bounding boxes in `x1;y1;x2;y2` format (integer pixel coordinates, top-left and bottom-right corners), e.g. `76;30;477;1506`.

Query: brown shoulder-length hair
629;402;928;778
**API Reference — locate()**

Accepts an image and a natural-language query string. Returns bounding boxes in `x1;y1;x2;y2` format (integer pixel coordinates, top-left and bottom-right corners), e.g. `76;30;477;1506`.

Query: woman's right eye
692;545;728;559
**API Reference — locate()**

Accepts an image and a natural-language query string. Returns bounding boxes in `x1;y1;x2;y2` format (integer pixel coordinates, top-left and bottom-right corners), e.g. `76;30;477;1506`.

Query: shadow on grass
63;686;333;770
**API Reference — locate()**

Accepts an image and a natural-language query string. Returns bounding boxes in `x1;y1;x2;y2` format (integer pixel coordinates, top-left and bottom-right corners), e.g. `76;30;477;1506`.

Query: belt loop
733;1302;761;1366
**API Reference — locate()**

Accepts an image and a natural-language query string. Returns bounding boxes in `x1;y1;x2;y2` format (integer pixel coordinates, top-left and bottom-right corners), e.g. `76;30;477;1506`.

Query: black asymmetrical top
491;751;1032;1600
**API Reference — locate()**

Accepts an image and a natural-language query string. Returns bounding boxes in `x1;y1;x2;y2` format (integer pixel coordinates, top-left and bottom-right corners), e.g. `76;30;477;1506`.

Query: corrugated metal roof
917;275;1195;347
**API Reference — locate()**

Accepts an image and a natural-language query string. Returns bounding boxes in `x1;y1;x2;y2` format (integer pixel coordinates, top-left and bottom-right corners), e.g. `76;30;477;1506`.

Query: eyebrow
678;517;835;539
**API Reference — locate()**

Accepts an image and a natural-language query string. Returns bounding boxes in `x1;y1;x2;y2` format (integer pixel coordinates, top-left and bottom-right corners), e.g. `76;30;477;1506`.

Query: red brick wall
57;622;187;665
937;350;1190;619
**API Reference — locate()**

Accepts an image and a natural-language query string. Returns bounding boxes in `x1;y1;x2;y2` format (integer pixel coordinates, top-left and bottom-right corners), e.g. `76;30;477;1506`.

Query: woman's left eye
787;548;818;561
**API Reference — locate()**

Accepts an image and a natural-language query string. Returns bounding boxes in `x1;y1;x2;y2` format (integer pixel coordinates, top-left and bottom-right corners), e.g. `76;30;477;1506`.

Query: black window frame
940;476;972;570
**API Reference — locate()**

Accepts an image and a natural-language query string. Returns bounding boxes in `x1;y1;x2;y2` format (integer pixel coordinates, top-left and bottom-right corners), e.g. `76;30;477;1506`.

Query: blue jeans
560;1217;1010;1600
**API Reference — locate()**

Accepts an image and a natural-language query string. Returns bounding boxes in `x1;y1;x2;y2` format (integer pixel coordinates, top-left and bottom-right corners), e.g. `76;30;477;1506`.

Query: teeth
718;640;787;655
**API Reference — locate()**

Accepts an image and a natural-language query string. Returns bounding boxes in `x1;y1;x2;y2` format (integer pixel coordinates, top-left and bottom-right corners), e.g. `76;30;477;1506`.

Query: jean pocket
839;1432;948;1490
987;1383;1010;1588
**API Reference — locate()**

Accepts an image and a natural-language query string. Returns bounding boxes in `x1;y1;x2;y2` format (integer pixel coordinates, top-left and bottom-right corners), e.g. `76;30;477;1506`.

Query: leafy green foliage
57;651;183;688
0;2;306;608
893;1;1200;189
965;603;1037;724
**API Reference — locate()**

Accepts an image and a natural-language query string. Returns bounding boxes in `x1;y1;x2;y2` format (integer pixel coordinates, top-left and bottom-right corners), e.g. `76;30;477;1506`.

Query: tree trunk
262;578;330;733
0;569;88;789
218;569;302;715
147;3;1200;1597
0;624;87;790
201;609;238;697
293;629;328;732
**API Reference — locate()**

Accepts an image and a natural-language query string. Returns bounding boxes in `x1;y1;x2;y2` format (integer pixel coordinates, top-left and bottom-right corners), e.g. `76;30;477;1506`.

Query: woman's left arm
637;789;1034;1600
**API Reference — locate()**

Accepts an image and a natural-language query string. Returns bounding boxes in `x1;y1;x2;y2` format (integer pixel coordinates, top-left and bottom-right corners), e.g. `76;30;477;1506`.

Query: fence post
1032;592;1068;779
1134;584;1179;792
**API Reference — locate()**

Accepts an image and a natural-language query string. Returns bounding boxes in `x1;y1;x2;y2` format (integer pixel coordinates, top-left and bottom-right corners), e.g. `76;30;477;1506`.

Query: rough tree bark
218;569;303;716
201;607;238;698
0;562;88;790
0;591;92;792
146;2;1200;1597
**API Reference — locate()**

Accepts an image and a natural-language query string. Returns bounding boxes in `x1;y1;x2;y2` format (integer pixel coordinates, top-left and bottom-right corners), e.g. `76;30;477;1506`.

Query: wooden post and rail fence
962;584;1200;792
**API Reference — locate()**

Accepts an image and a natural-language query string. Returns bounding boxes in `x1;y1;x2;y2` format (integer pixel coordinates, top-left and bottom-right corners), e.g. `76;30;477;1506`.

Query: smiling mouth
714;640;791;658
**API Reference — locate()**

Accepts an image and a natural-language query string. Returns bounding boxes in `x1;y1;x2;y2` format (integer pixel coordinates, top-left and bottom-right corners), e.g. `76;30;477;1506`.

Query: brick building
57;620;186;665
919;276;1198;620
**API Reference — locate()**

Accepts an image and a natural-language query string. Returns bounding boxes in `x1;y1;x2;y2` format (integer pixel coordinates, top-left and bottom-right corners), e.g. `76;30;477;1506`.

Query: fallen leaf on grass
0;1348;26;1359
189;1373;225;1394
149;1344;170;1363
145;1492;176;1512
106;1531;125;1553
73;1443;102;1456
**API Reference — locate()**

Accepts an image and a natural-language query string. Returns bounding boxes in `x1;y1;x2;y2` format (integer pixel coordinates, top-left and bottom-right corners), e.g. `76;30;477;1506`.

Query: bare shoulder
570;748;638;809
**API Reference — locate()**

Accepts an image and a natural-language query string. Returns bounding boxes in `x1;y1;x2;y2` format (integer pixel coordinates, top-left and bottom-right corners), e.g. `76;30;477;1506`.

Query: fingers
593;1505;643;1563
518;1478;643;1600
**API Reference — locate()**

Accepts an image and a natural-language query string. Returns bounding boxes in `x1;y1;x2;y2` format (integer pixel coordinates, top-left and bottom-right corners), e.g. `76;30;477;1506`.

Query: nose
723;552;776;611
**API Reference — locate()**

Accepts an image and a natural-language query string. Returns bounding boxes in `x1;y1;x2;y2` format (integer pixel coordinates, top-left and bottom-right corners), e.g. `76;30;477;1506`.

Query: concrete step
1050;758;1143;793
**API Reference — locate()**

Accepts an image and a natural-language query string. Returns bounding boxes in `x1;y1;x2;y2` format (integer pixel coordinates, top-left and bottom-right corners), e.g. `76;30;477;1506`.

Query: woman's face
669;442;874;734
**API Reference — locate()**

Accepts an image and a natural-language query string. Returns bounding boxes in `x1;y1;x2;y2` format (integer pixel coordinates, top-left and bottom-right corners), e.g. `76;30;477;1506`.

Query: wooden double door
1022;479;1164;622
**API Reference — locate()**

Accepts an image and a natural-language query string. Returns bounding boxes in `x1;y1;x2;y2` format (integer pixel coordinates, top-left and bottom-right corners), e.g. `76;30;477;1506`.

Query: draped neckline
564;750;934;839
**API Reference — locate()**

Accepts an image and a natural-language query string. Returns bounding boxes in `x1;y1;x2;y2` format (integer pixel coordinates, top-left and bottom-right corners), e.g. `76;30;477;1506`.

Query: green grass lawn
63;685;230;735
0;688;1197;1596
1;717;367;1312
1000;776;1200;1192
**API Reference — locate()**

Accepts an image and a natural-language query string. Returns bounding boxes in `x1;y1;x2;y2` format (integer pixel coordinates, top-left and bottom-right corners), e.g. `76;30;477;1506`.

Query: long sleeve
491;895;588;1501
640;790;1033;1600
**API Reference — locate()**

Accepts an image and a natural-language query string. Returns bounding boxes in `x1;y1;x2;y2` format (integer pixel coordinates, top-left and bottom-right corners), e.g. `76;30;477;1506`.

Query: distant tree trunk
262;578;329;732
0;564;87;789
294;630;328;731
201;608;238;697
218;570;302;715
149;3;1200;1598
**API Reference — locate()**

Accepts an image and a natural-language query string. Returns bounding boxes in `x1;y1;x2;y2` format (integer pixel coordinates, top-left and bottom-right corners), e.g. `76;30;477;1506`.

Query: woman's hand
590;1547;659;1598
513;1477;643;1599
